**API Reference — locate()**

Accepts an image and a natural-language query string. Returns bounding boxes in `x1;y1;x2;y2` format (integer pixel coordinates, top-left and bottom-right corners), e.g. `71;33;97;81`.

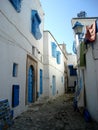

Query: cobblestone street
9;94;98;130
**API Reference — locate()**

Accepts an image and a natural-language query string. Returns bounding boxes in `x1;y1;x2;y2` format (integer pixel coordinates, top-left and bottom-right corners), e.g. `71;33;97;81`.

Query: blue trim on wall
28;66;34;103
40;69;43;95
13;63;18;77
31;10;42;40
32;10;41;24
73;41;77;54
9;0;21;13
56;51;61;64
52;75;56;96
12;85;19;107
51;42;57;58
68;65;77;76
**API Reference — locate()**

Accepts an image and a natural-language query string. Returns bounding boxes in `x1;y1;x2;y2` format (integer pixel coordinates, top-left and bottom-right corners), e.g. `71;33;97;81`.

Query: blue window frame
73;41;77;54
61;76;63;83
56;51;61;64
68;65;77;76
40;69;43;95
51;42;57;57
31;10;42;40
13;63;18;77
52;75;56;96
9;0;21;12
12;85;19;107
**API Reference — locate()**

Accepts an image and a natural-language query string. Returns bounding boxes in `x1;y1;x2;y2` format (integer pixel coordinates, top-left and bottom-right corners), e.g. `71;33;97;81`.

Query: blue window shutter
51;42;57;57
13;63;18;77
68;65;73;76
56;51;61;64
68;65;77;76
9;0;21;12
31;10;42;40
73;68;77;76
12;85;19;107
13;63;16;76
70;66;73;75
73;41;77;54
61;76;63;83
32;16;36;37
40;69;43;95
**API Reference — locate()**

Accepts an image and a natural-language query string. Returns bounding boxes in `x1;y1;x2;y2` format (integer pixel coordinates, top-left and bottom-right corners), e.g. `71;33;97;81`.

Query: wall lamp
72;21;84;40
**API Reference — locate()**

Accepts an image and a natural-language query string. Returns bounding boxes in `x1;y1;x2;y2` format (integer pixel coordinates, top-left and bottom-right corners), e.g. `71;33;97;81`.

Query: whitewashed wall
72;18;98;121
43;31;65;98
67;53;77;89
43;32;50;97
67;53;77;67
0;0;44;117
85;33;98;121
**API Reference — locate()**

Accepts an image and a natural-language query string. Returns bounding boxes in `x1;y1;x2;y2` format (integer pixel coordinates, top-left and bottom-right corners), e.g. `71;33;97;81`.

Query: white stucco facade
43;31;67;98
0;0;44;117
72;17;98;121
67;53;77;91
0;0;68;119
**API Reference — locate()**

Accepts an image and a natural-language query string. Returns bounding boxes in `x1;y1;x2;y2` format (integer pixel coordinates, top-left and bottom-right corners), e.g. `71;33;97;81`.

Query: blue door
52;75;56;96
40;69;43;95
28;66;34;103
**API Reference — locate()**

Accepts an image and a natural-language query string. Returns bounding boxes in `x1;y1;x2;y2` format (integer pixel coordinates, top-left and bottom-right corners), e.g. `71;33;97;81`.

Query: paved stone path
8;94;98;130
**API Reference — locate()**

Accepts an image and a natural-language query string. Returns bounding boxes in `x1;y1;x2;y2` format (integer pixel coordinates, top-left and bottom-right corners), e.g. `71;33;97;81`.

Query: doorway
28;65;34;103
26;55;38;104
52;75;56;96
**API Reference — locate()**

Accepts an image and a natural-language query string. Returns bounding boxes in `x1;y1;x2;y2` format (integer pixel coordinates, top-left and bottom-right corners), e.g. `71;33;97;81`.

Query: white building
59;44;68;93
0;0;68;119
67;53;77;92
0;0;44;117
43;31;67;98
71;17;98;121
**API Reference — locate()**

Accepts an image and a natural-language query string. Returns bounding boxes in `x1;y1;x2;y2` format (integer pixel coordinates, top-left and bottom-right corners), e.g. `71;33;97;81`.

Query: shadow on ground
8;93;98;130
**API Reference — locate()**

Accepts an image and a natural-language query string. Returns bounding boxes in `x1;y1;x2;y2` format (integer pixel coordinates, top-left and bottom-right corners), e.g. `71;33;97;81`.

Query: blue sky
40;0;98;53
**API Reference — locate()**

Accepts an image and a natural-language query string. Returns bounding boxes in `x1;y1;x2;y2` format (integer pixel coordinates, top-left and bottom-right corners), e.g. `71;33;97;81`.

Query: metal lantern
72;21;84;34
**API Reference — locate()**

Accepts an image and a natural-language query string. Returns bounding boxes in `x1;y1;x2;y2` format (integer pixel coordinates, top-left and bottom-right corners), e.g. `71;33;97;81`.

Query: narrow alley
1;1;98;130
8;94;98;130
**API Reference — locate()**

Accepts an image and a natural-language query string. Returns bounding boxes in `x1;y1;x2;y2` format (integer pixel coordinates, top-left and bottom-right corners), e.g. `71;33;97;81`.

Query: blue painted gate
52;75;56;96
40;69;43;95
28;66;34;103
